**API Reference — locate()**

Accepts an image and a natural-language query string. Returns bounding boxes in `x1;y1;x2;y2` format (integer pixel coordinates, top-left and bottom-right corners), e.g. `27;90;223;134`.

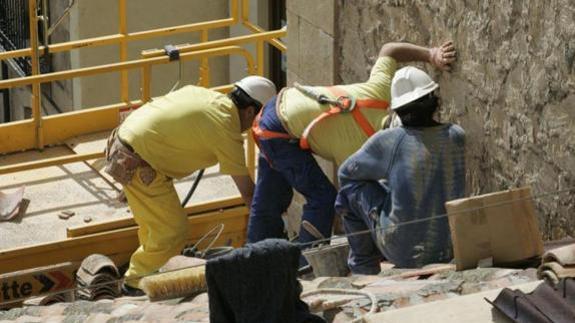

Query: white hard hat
234;76;277;107
391;67;438;110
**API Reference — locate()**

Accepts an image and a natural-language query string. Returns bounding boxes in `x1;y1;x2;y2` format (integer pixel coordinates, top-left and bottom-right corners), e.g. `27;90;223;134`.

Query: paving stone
14;315;43;323
43;316;68;323
37;304;66;318
175;309;210;321
62;314;89;323
84;313;114;323
109;303;139;317
62;300;114;315
187;293;209;306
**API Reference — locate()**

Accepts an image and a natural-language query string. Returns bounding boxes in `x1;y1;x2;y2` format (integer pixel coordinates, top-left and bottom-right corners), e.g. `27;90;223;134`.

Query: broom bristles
140;265;207;301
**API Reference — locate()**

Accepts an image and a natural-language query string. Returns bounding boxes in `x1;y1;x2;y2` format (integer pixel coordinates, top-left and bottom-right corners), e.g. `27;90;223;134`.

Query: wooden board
66;196;244;237
364;281;542;323
0;206;248;275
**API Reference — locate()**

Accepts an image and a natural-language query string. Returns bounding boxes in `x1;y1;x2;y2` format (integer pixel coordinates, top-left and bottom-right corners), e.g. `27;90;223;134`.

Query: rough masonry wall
337;0;575;239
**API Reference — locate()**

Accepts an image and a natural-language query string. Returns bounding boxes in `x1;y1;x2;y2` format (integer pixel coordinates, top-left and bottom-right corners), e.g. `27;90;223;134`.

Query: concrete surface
0;144;239;251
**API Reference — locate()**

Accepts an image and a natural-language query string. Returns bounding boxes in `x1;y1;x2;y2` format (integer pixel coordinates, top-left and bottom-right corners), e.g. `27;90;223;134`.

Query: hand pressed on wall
429;41;456;71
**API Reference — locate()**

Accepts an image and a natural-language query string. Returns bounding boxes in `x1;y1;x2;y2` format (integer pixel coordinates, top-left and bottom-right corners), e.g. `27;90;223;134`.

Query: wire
296;186;575;249
1;186;573;307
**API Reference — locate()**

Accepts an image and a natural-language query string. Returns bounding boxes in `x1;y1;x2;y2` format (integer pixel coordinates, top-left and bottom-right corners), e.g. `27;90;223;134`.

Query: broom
139;265;207;301
139;224;222;301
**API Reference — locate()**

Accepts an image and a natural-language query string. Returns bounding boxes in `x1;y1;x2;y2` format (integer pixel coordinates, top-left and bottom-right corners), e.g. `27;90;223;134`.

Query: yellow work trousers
123;167;188;288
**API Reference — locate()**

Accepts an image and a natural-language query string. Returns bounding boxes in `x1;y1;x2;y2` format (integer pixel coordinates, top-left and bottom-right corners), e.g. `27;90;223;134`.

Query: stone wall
335;0;575;239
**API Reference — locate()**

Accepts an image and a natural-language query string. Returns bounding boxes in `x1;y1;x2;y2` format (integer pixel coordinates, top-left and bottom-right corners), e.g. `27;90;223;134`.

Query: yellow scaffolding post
27;0;43;150
119;0;130;104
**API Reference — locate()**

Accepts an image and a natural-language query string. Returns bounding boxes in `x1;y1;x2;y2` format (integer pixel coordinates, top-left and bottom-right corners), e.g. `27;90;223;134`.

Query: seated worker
248;41;456;251
104;76;276;295
336;66;466;274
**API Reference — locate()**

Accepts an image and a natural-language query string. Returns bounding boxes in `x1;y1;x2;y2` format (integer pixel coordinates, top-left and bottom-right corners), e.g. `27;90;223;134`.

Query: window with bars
0;0;50;76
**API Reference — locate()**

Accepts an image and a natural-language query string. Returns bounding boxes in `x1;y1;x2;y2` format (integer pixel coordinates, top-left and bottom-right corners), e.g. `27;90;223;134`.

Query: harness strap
251;86;389;154
299;86;388;150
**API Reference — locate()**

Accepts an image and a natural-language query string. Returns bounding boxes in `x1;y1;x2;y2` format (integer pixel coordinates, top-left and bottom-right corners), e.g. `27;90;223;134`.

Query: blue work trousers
248;97;337;245
335;181;390;274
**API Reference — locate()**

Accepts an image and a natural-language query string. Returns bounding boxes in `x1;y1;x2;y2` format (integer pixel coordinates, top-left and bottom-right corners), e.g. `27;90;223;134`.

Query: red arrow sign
49;271;73;290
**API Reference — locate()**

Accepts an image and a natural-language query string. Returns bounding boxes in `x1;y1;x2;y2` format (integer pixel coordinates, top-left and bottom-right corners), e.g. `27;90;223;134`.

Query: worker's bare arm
231;175;255;209
379;41;456;71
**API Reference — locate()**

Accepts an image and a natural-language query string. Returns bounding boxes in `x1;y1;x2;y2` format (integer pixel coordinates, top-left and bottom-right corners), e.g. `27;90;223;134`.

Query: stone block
287;0;335;36
286;10;300;72
298;18;335;85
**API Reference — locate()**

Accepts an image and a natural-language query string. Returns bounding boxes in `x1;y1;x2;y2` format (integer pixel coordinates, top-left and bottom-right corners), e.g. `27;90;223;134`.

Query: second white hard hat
391;67;438;110
235;76;277;107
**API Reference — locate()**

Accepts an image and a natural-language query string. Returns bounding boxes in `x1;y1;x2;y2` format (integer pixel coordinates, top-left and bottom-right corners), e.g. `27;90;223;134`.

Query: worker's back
118;85;247;179
378;124;465;267
277;56;397;165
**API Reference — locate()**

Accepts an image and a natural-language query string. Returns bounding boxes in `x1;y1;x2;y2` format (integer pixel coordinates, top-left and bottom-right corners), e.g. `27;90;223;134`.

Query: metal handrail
0;0;286;181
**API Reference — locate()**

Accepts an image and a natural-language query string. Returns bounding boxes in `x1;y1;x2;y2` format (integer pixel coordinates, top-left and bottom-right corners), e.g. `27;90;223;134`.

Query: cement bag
446;187;544;271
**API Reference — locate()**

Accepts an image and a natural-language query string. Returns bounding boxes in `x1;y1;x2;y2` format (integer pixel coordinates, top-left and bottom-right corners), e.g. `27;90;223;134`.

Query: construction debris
0;187;28;222
58;210;76;220
76;254;121;301
538;243;575;283
489;278;575;322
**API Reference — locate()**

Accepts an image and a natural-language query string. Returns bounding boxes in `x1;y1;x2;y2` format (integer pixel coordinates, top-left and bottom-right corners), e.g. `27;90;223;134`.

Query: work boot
121;283;145;297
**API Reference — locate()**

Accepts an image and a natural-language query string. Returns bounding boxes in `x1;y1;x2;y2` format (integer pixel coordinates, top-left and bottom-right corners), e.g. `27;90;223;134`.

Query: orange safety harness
252;85;389;153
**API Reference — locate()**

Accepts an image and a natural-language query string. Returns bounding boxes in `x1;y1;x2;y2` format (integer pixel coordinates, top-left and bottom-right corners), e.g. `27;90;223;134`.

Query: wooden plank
0;206;248;275
66;196;244;237
364;281;542;323
0;262;75;305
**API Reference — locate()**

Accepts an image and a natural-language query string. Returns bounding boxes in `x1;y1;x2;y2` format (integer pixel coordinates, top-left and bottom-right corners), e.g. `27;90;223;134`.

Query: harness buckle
336;95;356;113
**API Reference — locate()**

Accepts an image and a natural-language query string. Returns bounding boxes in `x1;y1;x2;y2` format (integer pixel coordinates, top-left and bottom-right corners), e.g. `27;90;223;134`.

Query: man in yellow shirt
104;76;276;295
249;41;455;257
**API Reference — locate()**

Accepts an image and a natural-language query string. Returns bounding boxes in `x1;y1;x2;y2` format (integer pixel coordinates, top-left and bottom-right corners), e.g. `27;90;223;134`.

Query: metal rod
0;46;255;89
0;152;103;175
119;0;129;103
28;0;44;149
46;0;77;37
141;65;151;103
199;29;210;87
241;0;250;22
1;62;9;122
40;0;49;53
247;133;255;180
0;18;236;61
243;20;286;52
141;28;286;58
67;195;244;237
256;40;264;75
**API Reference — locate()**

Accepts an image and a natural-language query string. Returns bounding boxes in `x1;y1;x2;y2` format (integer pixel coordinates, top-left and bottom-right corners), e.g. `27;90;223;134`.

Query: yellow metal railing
0;0;286;180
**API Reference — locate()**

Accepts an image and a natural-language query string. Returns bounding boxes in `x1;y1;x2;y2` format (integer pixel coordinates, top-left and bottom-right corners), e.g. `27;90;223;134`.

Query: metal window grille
0;0;50;76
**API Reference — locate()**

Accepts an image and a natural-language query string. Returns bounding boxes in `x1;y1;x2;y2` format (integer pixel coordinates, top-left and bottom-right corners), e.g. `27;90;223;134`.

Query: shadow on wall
336;0;575;239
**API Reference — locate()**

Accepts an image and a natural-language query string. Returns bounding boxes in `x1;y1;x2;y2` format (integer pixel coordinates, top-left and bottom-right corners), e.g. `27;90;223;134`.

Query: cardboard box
446;187;544;271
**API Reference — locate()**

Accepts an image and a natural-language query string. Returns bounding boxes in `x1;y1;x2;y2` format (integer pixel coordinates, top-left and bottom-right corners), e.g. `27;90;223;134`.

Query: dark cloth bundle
206;239;325;323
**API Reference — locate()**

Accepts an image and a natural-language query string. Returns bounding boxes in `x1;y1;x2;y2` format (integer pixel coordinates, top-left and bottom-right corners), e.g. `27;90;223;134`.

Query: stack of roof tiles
75;254;121;301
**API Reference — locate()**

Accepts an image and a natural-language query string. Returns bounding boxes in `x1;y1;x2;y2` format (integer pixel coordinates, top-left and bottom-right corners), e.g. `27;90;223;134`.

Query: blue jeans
248;97;337;245
335;181;390;274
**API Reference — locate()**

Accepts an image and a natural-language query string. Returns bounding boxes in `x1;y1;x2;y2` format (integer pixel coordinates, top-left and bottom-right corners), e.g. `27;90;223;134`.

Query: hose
181;169;205;207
